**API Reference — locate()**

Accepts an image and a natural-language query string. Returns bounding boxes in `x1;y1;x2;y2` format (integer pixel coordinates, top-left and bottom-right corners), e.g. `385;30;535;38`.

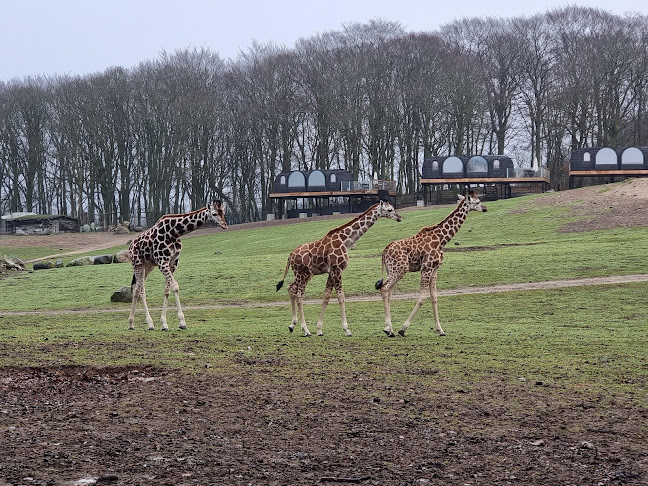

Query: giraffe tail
374;256;386;290
131;273;136;289
276;257;291;292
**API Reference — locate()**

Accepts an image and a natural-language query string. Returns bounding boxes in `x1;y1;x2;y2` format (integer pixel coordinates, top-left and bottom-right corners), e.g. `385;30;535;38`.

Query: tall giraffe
128;201;227;331
276;201;402;337
376;191;486;337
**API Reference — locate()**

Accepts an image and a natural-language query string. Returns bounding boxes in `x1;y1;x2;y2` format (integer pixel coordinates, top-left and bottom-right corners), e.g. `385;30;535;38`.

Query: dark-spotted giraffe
376;191;486;337
128;201;227;330
276;201;402;337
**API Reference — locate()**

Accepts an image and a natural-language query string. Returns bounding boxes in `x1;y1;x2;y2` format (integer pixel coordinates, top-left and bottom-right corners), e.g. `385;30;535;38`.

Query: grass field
1;189;647;484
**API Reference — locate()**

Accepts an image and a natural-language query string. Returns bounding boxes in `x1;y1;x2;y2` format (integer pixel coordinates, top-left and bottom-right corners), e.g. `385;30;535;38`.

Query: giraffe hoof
398;329;406;337
345;333;353;337
178;325;186;330
161;327;169;331
383;330;394;337
289;326;294;333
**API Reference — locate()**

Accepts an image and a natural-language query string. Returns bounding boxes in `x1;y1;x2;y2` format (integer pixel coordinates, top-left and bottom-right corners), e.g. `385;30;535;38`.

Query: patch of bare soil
0;366;645;485
520;178;648;233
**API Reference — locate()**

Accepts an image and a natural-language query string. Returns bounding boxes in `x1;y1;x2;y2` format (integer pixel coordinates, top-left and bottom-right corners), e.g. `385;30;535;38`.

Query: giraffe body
128;201;227;330
277;201;402;336
377;192;486;337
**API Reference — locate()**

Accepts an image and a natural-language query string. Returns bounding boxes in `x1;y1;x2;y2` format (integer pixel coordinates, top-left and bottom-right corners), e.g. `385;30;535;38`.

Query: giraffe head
208;200;228;229
458;191;487;212
377;200;402;222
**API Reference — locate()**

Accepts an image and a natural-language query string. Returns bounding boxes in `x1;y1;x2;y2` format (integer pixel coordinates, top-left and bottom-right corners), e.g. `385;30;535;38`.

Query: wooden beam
420;177;549;184
568;170;648;176
269;190;397;198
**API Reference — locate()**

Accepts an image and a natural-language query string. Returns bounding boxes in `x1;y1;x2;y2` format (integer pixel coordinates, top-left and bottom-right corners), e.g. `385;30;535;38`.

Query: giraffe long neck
159;207;210;238
338;205;381;248
439;199;469;246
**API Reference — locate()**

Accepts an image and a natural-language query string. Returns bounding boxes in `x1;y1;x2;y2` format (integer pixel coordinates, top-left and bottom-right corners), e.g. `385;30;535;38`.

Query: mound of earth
522;178;648;233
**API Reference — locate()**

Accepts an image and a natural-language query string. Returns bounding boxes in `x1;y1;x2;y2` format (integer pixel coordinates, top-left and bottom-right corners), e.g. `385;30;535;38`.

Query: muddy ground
1;366;646;486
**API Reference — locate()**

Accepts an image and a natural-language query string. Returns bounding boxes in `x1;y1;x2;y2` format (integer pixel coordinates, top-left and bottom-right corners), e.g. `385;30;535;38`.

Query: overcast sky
0;0;645;82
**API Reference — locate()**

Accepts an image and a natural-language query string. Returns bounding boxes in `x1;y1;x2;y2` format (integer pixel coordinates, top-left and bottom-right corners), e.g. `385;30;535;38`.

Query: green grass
1;284;646;403
2;192;648;311
1;189;647;404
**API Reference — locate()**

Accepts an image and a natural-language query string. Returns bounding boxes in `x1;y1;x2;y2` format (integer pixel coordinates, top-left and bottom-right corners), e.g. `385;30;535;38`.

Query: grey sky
1;0;645;82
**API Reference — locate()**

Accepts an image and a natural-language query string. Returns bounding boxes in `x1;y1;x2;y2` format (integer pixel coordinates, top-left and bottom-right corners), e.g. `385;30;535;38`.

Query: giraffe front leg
139;286;155;330
429;267;445;336
160;283;170;331
337;289;351;337
171;281;187;330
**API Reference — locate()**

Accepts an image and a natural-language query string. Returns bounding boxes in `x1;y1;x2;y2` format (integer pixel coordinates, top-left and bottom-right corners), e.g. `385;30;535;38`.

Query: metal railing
340;179;397;191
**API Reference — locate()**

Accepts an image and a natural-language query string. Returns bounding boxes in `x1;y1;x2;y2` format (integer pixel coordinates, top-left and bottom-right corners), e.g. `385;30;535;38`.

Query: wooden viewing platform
421;176;550;203
568;170;648;189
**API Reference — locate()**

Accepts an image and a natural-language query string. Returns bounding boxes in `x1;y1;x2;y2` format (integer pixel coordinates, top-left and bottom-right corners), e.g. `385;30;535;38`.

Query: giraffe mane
155;207;206;223
324;203;380;237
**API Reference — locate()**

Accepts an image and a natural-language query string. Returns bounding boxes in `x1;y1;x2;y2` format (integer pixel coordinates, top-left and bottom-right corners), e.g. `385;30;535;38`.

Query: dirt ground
1;366;646;486
1;181;648;485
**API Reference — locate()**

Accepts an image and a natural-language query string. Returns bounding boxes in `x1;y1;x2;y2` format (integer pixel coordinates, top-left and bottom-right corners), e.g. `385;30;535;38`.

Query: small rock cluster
0;253;26;274
32;249;131;270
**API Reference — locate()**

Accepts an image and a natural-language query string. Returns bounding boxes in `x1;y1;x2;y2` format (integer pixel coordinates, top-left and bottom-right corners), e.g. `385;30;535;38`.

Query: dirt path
2;273;646;316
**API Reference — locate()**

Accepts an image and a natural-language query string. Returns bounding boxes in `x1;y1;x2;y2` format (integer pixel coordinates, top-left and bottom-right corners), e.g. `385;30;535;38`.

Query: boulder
113;249;131;263
114;225;130;234
93;254;113;265
66;256;95;267
80;224;91;233
111;286;133;303
33;261;55;270
55;259;64;268
11;257;26;269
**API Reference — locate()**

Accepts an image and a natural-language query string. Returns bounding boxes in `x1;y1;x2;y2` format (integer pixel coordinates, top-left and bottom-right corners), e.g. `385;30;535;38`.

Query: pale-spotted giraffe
277;201;402;337
128;201;227;330
376;191;486;337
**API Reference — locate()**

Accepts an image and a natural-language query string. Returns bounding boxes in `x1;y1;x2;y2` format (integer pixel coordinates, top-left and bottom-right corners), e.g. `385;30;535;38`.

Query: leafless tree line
1;7;647;225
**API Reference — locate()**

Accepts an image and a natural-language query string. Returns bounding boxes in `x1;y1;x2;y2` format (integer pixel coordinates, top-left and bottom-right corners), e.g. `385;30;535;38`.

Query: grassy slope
2;192;648;311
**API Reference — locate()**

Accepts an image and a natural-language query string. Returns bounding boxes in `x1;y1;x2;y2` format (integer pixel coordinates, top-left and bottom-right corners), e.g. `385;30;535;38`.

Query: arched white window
432;161;439;170
308;170;326;188
443;156;464;174
288;171;306;188
621;147;644;165
467;156;488;173
595;147;617;166
330;173;337;183
493;160;500;169
583;152;591;162
280;175;286;185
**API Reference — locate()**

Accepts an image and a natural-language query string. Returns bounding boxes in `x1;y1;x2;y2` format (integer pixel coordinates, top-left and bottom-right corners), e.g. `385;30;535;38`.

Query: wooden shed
0;214;80;235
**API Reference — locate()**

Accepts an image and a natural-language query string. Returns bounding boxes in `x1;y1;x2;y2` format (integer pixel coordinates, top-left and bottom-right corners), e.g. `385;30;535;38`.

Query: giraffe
276;201;402;337
375;191;486;337
127;201;227;331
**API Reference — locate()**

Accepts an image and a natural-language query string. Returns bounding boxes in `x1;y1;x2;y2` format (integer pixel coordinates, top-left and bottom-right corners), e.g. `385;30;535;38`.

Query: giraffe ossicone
277;200;402;337
376;191;486;337
127;200;227;331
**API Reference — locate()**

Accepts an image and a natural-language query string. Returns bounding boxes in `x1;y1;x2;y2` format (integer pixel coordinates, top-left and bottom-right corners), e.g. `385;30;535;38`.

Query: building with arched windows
568;147;648;188
270;169;397;219
420;155;549;204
